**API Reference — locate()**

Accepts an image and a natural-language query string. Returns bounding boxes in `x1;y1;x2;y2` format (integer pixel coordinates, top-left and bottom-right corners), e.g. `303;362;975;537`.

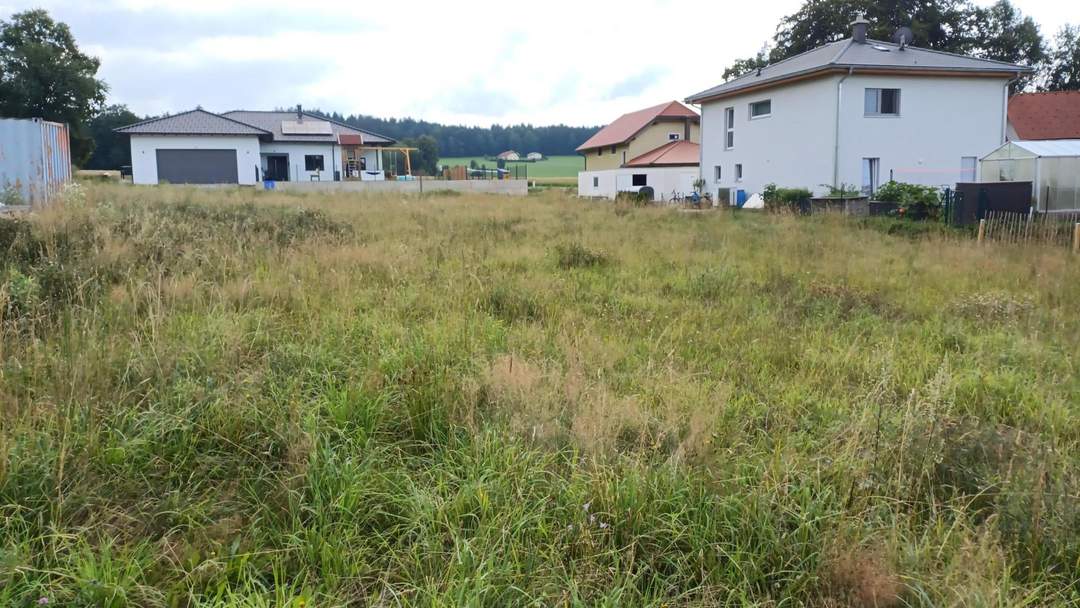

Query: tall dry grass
0;182;1077;606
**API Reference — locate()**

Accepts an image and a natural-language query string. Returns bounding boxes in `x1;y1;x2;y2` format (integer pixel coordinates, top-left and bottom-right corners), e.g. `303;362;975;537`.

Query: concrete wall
578;167;700;201
130;135;261;185
699;72;1010;200
273;179;528;196
259;141;342;182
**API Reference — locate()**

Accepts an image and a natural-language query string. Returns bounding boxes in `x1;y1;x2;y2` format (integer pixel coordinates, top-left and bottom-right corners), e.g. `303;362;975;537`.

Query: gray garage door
156;149;238;184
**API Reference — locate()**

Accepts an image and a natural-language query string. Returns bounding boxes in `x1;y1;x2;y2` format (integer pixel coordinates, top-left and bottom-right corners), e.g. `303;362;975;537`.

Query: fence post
1073;223;1080;254
978;219;987;244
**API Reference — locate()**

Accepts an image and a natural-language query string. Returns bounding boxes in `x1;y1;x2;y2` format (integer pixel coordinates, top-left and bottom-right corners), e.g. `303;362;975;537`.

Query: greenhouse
980;139;1080;212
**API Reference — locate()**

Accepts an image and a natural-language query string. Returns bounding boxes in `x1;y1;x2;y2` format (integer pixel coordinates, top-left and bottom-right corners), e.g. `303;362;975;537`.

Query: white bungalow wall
129;135;261;185
258;142;342;182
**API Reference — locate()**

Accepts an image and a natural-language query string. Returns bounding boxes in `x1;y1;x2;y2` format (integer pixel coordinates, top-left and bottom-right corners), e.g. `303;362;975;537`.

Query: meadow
438;155;583;179
0;183;1078;606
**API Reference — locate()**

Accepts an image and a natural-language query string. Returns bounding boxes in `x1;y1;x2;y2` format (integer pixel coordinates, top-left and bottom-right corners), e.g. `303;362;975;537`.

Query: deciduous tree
0;9;108;165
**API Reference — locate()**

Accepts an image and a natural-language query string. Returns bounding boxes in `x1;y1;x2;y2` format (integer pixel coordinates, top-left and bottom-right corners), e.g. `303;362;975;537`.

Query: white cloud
3;0;1074;125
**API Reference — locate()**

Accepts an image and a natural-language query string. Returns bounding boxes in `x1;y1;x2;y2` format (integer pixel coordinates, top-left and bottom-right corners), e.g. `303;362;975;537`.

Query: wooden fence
977;211;1080;251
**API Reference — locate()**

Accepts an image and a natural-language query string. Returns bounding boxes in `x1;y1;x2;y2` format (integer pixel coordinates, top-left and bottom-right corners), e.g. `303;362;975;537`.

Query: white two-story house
686;16;1031;205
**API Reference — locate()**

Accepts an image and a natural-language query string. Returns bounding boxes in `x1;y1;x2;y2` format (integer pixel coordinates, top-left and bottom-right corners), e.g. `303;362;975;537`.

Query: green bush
762;184;812;211
874;181;941;220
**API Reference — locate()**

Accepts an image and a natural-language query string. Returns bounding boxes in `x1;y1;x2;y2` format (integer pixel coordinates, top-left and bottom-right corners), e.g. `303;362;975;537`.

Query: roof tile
1008;92;1080;140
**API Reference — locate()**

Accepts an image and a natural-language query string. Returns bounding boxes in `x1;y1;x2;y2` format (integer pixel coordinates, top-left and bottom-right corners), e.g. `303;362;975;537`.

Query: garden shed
979;140;1080;212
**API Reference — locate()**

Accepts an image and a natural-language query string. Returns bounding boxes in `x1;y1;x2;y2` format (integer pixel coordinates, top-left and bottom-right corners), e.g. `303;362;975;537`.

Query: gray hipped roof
116;108;396;145
115;109;270;136
222;111;394;144
687;38;1031;103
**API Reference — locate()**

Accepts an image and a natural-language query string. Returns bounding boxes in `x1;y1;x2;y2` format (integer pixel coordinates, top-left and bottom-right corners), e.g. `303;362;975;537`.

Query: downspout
1001;71;1021;144
833;67;854;190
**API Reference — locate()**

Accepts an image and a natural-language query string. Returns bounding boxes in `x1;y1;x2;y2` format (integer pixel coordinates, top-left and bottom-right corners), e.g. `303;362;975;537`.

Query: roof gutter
833;67;854;190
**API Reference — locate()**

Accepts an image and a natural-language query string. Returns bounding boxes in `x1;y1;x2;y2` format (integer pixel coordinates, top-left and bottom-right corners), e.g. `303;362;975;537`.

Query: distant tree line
311;111;600;159
723;0;1079;93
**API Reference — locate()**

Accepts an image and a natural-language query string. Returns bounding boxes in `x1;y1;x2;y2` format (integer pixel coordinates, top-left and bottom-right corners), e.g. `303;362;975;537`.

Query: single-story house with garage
116;106;395;185
577;100;700;201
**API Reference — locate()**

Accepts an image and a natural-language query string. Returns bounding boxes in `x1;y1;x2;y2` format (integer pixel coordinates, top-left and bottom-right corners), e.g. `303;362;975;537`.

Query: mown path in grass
0;184;1077;606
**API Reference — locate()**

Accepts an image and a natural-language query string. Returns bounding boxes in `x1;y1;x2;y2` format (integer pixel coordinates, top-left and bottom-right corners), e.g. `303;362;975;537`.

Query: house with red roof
577;101;701;201
1007;91;1080;141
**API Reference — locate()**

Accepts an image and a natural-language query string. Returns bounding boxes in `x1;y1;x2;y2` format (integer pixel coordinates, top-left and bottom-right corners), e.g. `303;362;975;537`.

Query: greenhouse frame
980;139;1080;213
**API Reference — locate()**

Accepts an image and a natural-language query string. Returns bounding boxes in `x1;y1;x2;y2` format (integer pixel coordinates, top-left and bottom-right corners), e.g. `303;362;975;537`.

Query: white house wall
578;167;700;202
258;142;342;182
701;76;839;201
699;72;1010;199
836;74;1007;191
130;135;261;185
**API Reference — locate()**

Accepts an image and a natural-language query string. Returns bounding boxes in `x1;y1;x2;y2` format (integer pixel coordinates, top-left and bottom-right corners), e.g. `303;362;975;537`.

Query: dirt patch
820;547;903;608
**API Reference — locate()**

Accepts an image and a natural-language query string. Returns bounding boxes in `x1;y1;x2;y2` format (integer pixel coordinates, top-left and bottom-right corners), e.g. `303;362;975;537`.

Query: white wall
698;72;1010;199
578;167;700;201
700;76;839;201
837;74;1007;191
130;135;261;185
259;142;342;182
274;178;527;196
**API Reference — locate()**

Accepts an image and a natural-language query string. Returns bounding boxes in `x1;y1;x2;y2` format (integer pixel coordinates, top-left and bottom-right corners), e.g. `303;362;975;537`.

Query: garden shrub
874;181;941;220
762;183;812;212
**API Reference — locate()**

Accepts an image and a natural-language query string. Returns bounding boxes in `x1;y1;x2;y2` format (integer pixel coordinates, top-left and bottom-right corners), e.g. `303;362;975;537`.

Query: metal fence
438;163;529;181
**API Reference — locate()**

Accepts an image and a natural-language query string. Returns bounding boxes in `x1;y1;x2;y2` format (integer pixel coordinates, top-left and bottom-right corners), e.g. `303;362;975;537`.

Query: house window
669;132;681;141
714;165;722;181
598;149;602;156
865;88;900;116
961;156;976;182
610;145;616;154
735;164;743;181
632;174;647;187
622;150;626;165
862;158;880;194
305;155;325;171
593;176;599;188
725;107;735;149
749;99;772;119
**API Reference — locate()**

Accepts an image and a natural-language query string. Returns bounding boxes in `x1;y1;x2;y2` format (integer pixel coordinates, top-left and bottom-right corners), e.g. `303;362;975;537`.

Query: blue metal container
0;117;72;206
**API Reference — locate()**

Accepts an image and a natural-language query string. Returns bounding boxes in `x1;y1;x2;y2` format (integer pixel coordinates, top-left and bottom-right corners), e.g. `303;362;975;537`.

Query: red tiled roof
624;140;700;167
577;101;698;152
1008;91;1080;140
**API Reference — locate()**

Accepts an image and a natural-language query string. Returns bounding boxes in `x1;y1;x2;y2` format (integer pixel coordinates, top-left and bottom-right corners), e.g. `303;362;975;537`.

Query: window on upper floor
724;107;735;149
669;132;681;141
610;145;616;154
865;88;901;116
749;99;772;119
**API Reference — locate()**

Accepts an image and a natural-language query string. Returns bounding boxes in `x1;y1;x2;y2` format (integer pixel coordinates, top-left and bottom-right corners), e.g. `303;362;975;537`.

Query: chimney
851;13;870;43
296;104;303;120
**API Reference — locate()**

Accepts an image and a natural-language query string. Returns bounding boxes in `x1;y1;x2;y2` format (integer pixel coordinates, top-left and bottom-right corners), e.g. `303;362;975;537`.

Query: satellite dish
892;26;914;48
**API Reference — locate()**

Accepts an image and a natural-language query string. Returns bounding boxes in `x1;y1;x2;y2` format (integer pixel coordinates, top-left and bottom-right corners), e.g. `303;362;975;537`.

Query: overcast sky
0;0;1073;126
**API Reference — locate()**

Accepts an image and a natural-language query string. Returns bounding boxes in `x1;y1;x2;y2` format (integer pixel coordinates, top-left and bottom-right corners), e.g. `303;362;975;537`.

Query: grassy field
1;183;1078;606
439;155;583;179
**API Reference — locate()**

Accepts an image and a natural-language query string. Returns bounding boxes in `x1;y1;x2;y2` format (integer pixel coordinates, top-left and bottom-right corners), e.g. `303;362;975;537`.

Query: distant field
439;155;583;178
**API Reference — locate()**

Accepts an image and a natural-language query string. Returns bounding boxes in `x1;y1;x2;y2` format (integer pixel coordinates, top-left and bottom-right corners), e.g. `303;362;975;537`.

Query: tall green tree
1044;25;1080;91
85;105;141;170
966;0;1047;91
0;9;107;166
